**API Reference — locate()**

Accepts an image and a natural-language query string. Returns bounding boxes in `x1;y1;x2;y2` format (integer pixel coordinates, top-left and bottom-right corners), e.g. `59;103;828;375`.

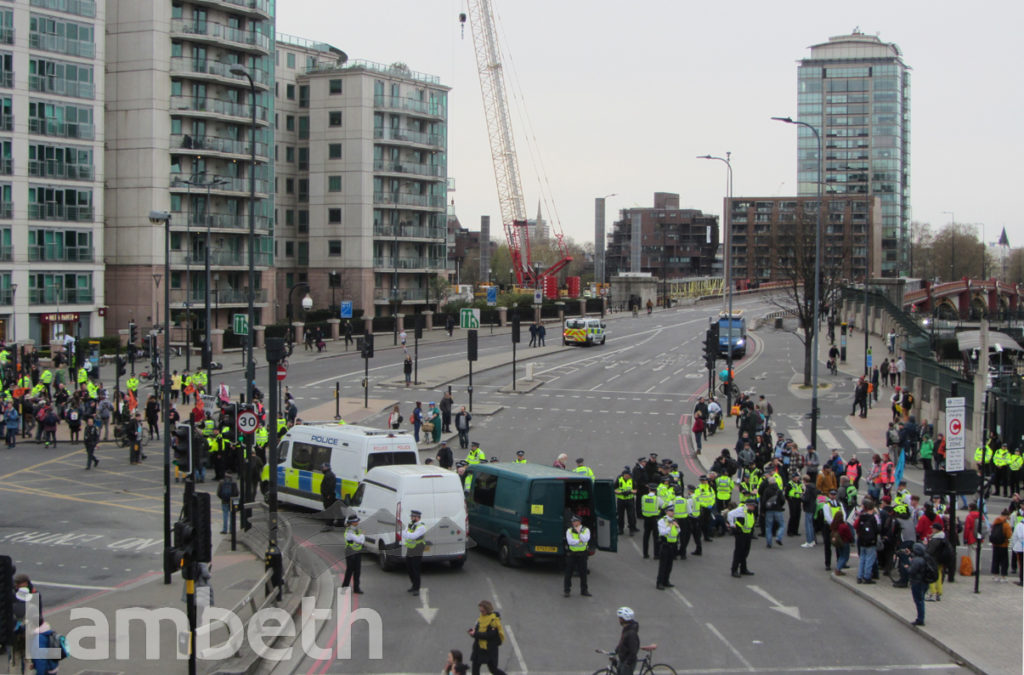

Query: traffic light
116;355;127;377
172;426;190;469
129;321;137;344
511;314;521;343
191;491;212;563
0;554;14;646
467;329;478;362
702;329;711;362
202;344;211;370
414;314;424;340
361;333;374;359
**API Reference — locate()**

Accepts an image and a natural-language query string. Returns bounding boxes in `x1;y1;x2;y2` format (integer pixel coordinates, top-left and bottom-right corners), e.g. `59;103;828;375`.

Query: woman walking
467;600;507;675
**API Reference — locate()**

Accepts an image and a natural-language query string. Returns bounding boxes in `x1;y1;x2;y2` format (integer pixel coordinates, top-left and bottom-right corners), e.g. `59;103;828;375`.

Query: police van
260;424;419;510
562;317;607;346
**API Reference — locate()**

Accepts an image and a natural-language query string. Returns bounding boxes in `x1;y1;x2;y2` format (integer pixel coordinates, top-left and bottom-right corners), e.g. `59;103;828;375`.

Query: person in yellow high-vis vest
615;467;637;535
656;504;679;590
993;444;1012;497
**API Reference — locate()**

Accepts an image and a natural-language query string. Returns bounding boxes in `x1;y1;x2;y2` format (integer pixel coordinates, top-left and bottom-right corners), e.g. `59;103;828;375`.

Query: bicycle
718;381;740;401
593;645;676;675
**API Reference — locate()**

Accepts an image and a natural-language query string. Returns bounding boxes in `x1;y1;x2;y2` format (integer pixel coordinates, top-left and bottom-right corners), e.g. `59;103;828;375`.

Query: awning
956;330;1024;353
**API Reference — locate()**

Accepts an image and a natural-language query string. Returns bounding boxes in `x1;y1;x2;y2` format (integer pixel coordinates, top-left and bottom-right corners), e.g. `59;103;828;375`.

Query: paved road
280;299;964;674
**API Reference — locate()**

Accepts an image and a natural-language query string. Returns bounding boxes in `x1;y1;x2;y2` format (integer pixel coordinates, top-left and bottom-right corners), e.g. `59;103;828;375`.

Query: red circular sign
949;419;962;435
276;364;287;381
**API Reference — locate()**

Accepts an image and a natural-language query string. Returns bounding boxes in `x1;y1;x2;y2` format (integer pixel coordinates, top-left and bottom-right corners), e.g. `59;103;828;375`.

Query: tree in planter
768;207;842;388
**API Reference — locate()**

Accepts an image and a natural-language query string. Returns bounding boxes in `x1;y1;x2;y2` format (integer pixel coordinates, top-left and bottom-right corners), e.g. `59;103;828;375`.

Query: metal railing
171;288;267;304
169;57;270;87
169;250;271;267
171;175;271;195
29;0;97;19
0;71;11;88
28;118;94;139
28;203;93;221
171;133;268;158
29;74;94;99
27;244;93;262
373;287;428;302
372;159;444;178
325;58;440;85
372;127;445;148
372;256;446;270
0;27;12;45
170;21;271;51
170;211;272;232
0;203;11;219
215;0;271;16
0;114;11;132
372;223;446;239
373;94;445;118
28;160;93;181
0;288;11;305
169;95;269;123
372;192;445;209
0;245;11;261
29;32;95;58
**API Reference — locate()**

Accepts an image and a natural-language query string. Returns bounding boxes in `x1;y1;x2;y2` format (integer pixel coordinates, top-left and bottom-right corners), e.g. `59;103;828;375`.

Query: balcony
373;95;445;119
28;160;93;181
28;245;93;262
170;175;271;195
373;159;444;179
169;250;272;267
29;33;95;58
372;127;445;149
28;204;92;222
28;118;94;140
170;133;268;158
171;287;267;306
29;288;93;305
372;192;445;209
170;95;269;125
29;0;97;19
169;58;270;88
373;287;429;302
29;74;94;99
189;0;271;18
372;223;446;240
170;21;271;53
372;256;447;271
169;211;272;232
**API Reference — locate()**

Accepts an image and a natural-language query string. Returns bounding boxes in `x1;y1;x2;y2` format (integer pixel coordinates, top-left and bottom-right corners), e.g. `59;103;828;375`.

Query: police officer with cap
564;514;591;597
640;482;662;559
616;466;637;535
405;509;427;596
656;503;679;589
728;498;758;578
514;450;527;464
342;514;365;594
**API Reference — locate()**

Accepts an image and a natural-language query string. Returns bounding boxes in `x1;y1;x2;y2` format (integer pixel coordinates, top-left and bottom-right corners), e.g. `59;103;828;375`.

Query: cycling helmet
616;607;635;621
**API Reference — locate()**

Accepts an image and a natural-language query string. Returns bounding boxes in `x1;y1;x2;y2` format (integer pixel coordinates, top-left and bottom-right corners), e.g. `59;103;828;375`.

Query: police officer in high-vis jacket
342;514;364;594
405;509;427;596
616;466;637;535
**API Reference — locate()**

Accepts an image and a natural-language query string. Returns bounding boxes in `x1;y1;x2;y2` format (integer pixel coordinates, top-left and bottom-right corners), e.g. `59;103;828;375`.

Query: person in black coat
320;463;338;531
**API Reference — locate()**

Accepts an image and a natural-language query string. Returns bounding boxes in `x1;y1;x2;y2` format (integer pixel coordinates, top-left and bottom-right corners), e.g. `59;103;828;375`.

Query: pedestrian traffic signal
116;355;127;377
361;333;374;359
414;314;424;340
172;426;190;468
467;329;478;362
0;554;14;645
191;491;212;563
511;315;521;343
129;322;137;344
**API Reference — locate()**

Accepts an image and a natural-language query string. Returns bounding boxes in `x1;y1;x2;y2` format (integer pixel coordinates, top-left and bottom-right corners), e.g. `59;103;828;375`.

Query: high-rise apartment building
797;30;910;277
273;36;449;317
605;192;719;280
1;0;106;344
105;0;275;345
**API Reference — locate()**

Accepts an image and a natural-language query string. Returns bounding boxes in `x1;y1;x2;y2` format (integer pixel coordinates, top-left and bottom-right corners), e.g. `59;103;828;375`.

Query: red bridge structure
902;279;1024;320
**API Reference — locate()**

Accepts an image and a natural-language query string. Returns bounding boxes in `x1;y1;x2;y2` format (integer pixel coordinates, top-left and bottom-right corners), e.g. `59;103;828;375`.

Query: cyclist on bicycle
614;607;639;675
706;398;722;433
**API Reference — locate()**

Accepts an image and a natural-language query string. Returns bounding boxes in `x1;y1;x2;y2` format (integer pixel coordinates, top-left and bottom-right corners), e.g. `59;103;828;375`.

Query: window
286;52;295;69
285;146;294;163
171;42;182;58
286;83;294;100
285;115;294;131
285;178;294;194
298;179;308;202
171;4;183;19
298;116;309;139
329;79;342;94
328;208;341;224
471;473;497;507
328;240;341;256
297;148;308;171
328;143;342;159
285;209;294;226
289;441;331;471
328;175;341;192
328;111;342;127
298;85;309;108
297;210;308;232
285;241;294;257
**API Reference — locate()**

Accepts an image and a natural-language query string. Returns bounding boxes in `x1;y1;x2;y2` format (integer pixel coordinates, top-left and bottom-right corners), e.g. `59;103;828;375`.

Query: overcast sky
277;0;1024;251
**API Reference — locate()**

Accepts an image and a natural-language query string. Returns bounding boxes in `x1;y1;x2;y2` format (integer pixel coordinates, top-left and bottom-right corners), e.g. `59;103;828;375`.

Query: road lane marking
705;622;754;671
788;429;810;448
0;484;162;514
818;429;841;450
843;428;870;449
0;449;82;483
671;587;693;608
504;624;528;674
32;580;117;591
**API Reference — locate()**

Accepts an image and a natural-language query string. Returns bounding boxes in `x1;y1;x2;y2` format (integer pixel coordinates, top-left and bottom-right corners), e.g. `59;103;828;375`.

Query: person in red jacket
963;502;981;545
915;503;942;542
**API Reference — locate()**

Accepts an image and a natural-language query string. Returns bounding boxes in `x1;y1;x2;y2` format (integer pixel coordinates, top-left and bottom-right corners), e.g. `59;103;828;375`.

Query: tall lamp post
772;116;823;452
943;211;955;281
286;282;312;352
203;178;226;388
228;64;257;408
392;225;400;345
147;210;172;584
697;153;733;414
10;282;16;343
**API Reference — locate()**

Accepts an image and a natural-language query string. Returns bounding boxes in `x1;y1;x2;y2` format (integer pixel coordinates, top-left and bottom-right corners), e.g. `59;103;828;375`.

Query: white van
346;465;468;570
260;424;419;510
562;317;607;346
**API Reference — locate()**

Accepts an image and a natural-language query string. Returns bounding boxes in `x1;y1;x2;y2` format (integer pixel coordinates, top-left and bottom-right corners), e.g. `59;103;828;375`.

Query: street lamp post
697;153;734;414
772;116;823;452
228;64;257;407
392;226;400;345
147;210;172;585
203;178;226;389
286;282;312;352
10;282;16;343
943;211;956;281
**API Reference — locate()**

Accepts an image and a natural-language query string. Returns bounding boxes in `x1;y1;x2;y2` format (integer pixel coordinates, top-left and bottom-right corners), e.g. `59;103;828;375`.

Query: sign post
945;396;966;472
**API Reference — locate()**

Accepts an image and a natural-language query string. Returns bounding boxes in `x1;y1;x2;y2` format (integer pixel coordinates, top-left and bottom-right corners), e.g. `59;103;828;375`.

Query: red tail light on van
396;502;403;544
519;517;529;543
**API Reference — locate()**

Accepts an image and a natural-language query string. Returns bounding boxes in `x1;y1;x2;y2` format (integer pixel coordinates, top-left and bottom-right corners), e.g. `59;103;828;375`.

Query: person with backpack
467;600;507;675
905;542;934;627
762;470;786;548
853;498;881;584
28;620;61;674
925;521;952;601
217;472;239;534
990;508;1012;582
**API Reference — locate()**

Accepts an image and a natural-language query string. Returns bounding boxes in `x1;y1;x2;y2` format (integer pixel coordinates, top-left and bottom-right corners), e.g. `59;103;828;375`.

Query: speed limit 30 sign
237;410;259;435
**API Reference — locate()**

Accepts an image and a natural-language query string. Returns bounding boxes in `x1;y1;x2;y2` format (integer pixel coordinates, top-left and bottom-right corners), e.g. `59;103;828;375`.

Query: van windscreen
367;451;418;470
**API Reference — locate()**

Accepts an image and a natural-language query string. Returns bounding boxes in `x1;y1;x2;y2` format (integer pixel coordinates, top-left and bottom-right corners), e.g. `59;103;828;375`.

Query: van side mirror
601;322;607;329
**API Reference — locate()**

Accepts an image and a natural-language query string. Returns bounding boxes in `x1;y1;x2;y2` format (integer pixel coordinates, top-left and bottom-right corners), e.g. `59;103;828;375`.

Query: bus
717;311;747;358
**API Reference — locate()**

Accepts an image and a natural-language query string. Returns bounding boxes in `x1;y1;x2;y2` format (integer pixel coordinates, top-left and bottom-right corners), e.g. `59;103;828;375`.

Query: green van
465;463;618;566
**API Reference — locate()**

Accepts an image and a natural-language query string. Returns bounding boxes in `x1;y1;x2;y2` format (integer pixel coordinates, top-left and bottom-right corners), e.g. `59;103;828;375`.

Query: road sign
486;286;497;306
945;396;966;472
340;301;353;319
276;363;287;381
233;313;249;336
236;411;259;435
533;290;543;305
460;308;480;329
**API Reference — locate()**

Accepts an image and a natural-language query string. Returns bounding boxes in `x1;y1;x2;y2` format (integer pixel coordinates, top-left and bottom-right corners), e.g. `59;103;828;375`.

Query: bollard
334;381;341;420
525;363;534;381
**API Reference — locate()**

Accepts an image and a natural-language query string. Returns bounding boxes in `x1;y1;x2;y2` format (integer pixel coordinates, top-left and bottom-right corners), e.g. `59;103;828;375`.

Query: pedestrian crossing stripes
818;429;841;450
779;427;874;454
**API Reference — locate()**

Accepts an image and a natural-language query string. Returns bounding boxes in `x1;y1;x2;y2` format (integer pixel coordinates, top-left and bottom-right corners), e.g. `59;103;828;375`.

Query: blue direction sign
340;301;353;319
486;286;497;306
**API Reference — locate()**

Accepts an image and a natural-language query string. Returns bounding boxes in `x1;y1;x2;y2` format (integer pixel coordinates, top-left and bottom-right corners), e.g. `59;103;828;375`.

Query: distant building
797;30;911;277
604;192;719;279
727;195;882;283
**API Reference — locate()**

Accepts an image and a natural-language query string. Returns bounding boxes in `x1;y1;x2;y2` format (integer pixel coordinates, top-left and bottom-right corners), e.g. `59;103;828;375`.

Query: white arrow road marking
747;584;801;620
415;587;438;624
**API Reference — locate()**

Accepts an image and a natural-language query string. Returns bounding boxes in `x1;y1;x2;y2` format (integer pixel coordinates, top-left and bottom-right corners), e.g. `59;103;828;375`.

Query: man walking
454;406;471;449
563;514;591;597
528;322;537;347
84;415;100;469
